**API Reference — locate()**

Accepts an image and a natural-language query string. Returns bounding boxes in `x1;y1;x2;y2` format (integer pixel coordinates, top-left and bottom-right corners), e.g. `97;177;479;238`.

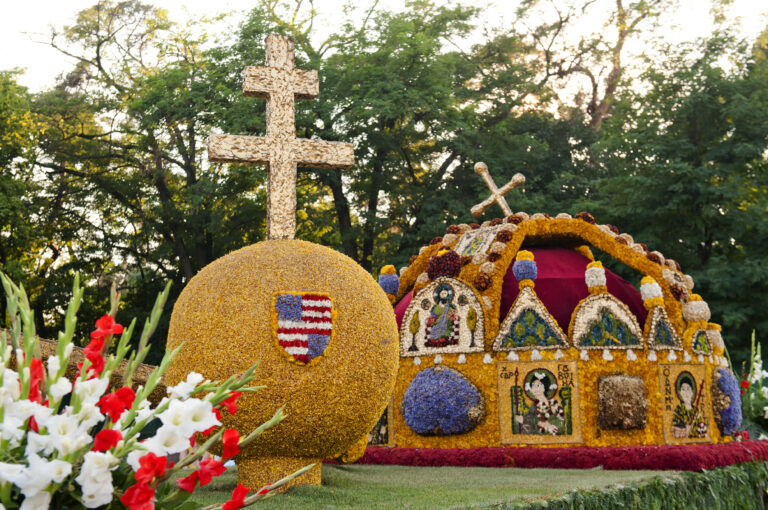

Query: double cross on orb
209;34;354;240
470;162;525;219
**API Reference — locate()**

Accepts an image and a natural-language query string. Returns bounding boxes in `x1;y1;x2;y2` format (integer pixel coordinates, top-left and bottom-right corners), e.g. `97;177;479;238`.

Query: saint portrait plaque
658;363;711;444
498;360;583;444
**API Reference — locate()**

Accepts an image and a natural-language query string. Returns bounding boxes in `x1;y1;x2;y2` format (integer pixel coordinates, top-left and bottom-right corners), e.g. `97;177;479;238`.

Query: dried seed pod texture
166;240;399;489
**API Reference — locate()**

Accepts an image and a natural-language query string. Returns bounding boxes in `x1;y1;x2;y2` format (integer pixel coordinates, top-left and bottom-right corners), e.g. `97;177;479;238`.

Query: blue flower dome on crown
513;250;537;282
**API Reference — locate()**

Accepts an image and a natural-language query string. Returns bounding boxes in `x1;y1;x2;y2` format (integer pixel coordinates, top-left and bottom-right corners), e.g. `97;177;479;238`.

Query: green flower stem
237;407;286;450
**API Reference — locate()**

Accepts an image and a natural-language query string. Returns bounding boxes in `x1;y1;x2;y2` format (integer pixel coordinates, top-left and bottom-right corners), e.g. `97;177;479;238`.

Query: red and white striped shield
272;292;334;365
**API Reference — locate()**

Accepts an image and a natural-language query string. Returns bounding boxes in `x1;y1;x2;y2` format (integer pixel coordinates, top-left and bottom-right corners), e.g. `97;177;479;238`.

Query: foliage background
1;0;766;366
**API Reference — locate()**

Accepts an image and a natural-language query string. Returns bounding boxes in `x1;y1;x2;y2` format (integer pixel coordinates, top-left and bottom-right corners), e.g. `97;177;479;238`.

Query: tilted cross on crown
470;162;525;219
209;34;354;240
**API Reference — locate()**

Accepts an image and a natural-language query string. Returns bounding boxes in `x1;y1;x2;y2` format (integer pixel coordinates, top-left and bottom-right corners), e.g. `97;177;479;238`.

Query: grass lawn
189;464;675;509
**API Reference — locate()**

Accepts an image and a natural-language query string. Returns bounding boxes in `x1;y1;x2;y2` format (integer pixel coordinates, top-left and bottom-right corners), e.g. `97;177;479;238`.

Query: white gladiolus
73;403;104;430
76;452;117;508
73;378;109;405
82;490;113;509
159;398;220;438
67;402;104;430
0;463;24;484
186;399;221;434
46;414;87;439
25;432;54;457
0;416;26;447
2;369;20;401
20;491;51;510
144;425;190;456
126;449;145;472
46;356;60;379
36;456;71;484
48;377;72;400
167;371;206;399
13;454;67;498
0;273;272;509
134;398;154;425
7;400;53;427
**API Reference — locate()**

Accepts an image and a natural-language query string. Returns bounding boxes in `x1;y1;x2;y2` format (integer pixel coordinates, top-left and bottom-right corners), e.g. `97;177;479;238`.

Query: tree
588;32;768;360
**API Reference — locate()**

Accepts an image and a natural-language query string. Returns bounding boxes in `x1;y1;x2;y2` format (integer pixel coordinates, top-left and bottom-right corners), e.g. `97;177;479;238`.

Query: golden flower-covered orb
166;240;399;489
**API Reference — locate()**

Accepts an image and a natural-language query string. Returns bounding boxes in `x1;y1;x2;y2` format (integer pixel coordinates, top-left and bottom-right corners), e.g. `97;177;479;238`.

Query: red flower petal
93;429;123;452
116;386;136;409
222;483;250;510
97;390;130;422
221;392;242;416
197;458;226;486
28;358;44;403
222;429;240;460
135;452;167;484
120;481;155;510
177;471;199;493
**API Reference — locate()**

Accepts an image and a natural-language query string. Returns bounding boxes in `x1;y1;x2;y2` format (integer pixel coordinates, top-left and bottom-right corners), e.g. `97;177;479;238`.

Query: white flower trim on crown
640;281;663;301
645;306;683;351
570;293;644;350
585;266;606;289
683;299;711;322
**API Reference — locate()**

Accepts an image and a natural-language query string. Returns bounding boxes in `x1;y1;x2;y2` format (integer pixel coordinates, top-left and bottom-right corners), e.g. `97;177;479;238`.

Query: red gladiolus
120;481;155;510
741;389;746;395
222;429;240;460
84;335;105;356
91;314;124;340
135;452;167;483
93;429;123;452
28;358;44;403
741;380;750;390
257;485;270;496
202;425;217;436
177;471;199;493
197;458;226;486
97;387;135;422
742;431;750;441
220;392;242;416
115;386;136;409
78;335;106;379
222;484;250;510
28;416;38;433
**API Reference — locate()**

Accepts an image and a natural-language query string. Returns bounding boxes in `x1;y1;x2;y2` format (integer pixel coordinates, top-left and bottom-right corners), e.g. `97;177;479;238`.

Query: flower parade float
164;34;400;491
0;273;310;509
358;161;761;471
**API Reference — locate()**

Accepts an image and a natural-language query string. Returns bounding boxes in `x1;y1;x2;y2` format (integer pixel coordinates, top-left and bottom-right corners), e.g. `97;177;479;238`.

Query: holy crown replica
371;162;743;450
165;34;399;490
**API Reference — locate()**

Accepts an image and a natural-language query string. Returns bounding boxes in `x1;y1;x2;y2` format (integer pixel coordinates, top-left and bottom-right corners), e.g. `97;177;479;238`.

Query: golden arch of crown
392;163;724;368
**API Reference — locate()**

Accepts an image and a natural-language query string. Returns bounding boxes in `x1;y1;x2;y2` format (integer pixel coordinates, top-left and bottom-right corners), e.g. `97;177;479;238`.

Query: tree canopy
1;0;766;364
